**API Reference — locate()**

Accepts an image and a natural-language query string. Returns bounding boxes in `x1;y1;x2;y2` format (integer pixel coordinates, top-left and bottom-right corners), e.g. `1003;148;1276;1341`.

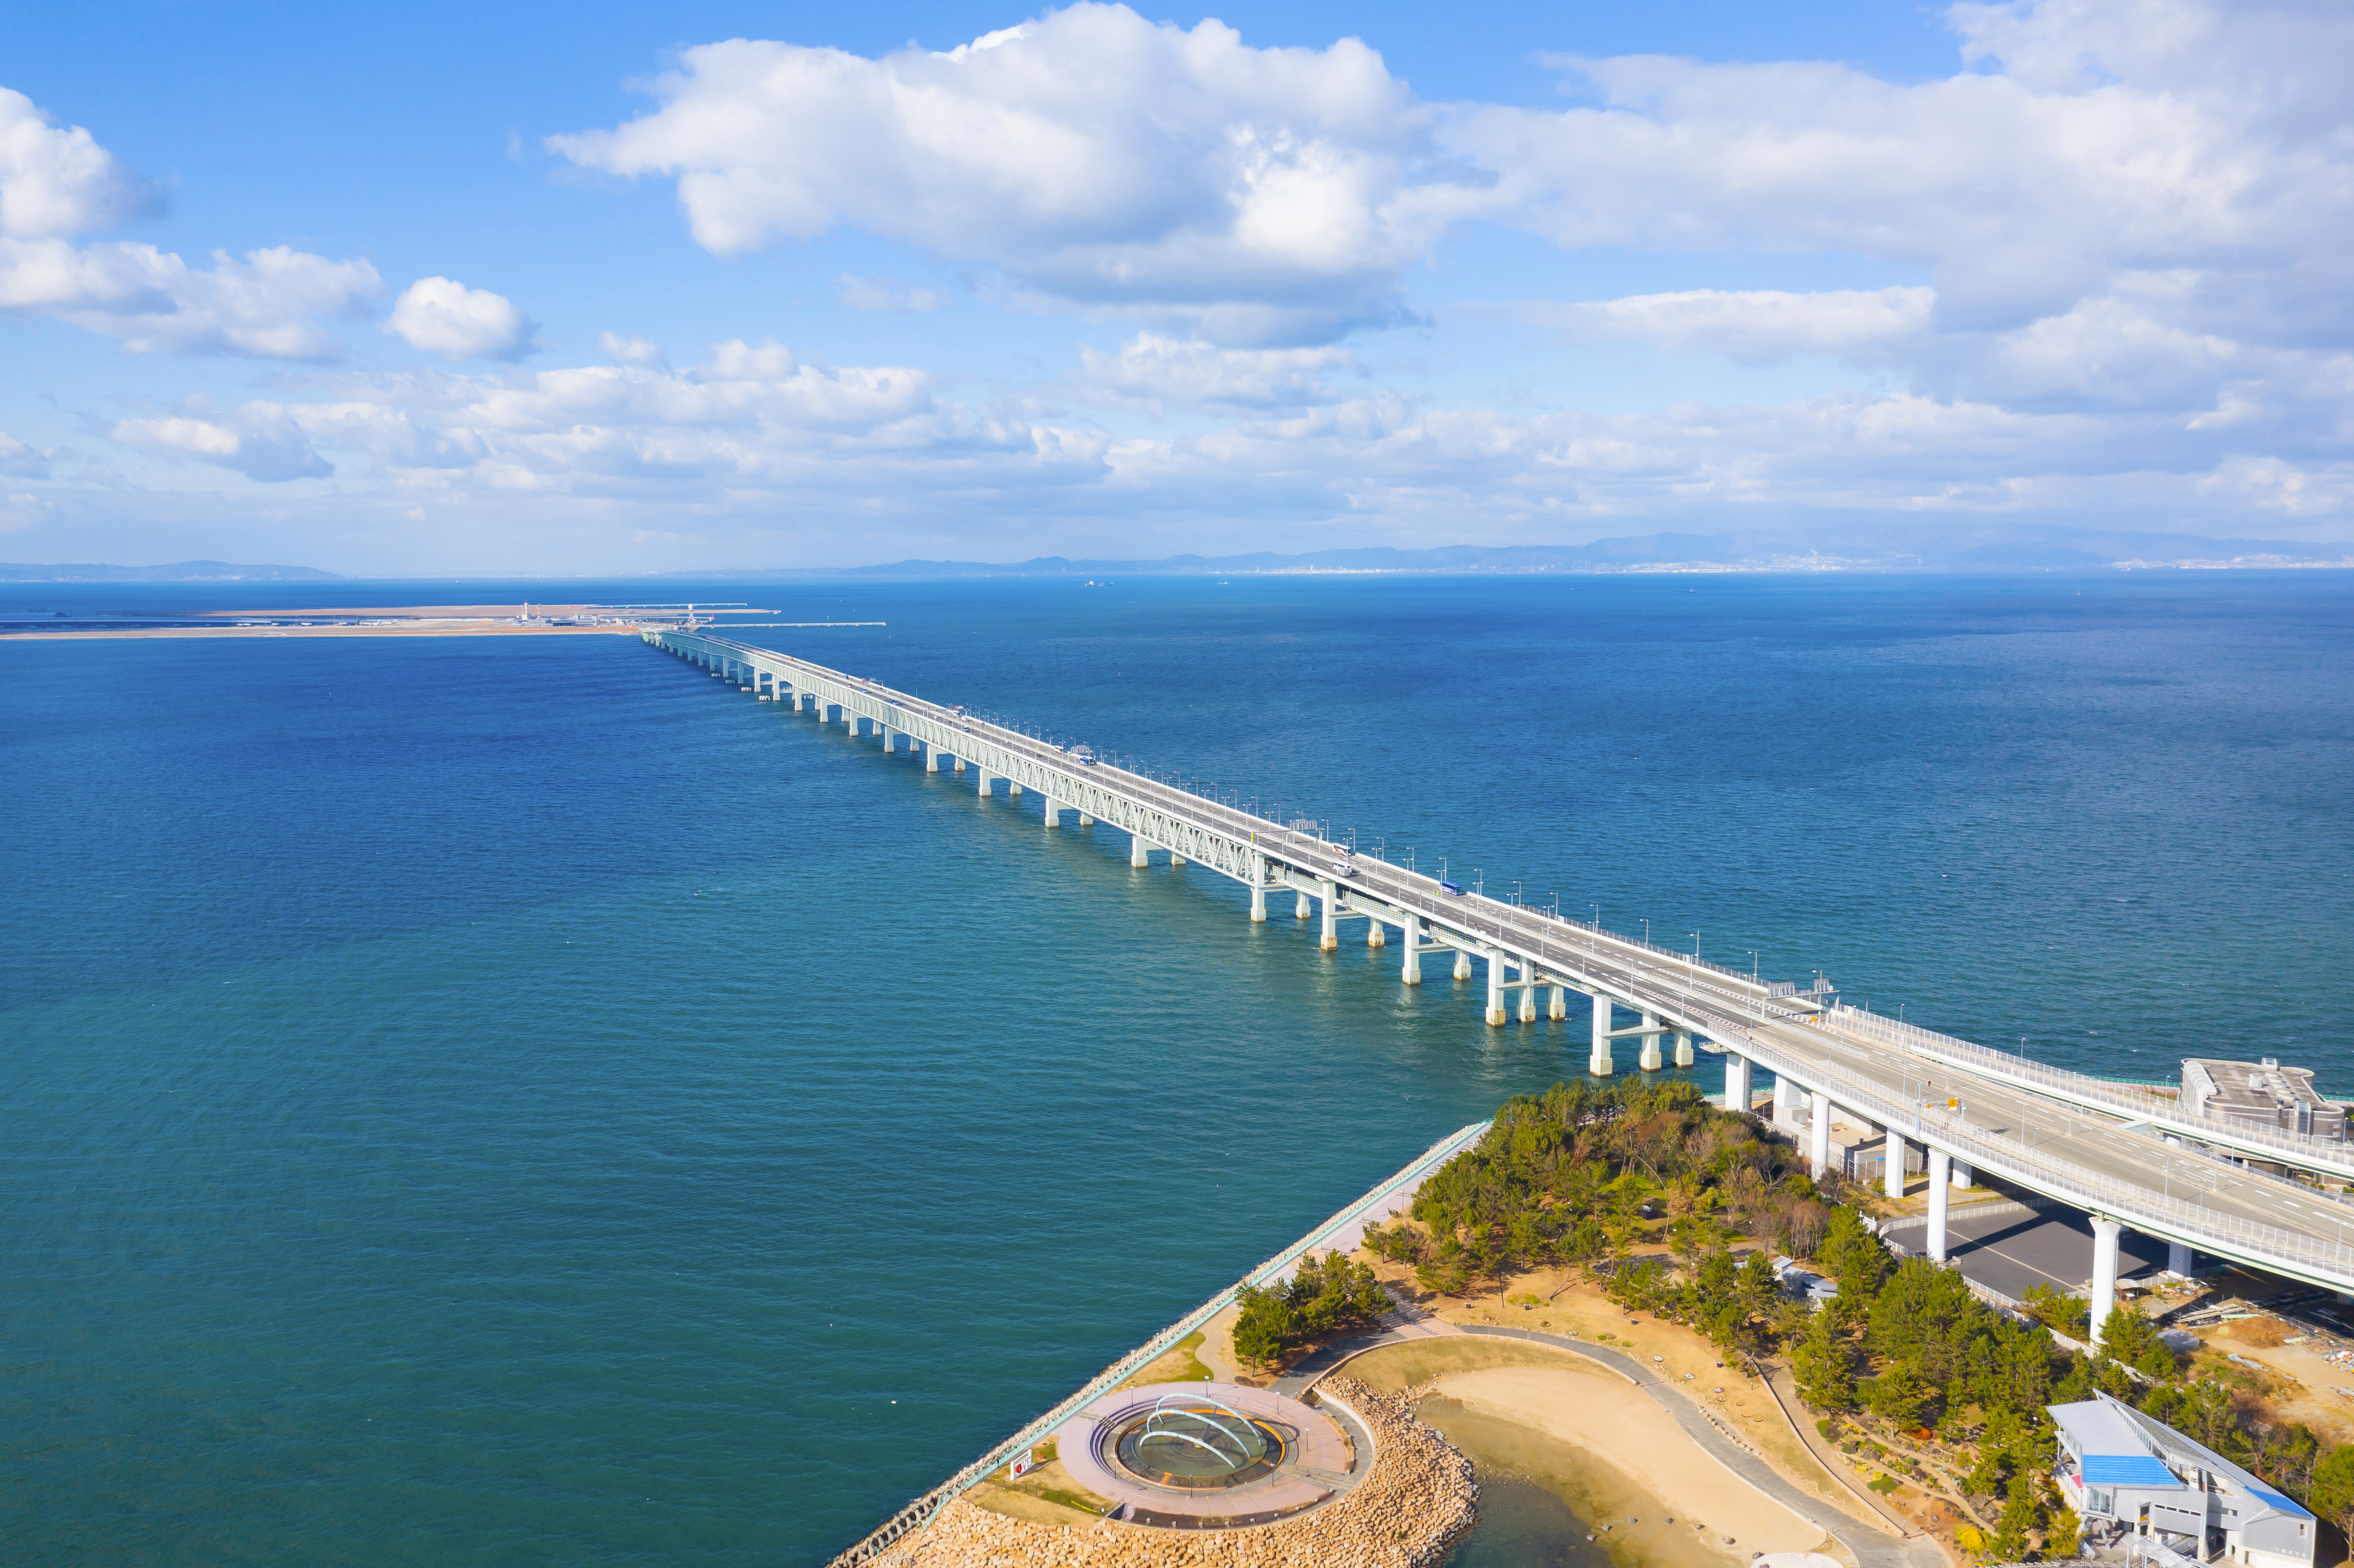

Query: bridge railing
1821;1004;2354;1177
1673;1012;2354;1284
654;633;2354;1284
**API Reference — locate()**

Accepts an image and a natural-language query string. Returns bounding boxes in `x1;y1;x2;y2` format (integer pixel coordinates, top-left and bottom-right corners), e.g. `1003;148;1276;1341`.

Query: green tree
1989;1471;2040;1560
1794;1308;1856;1411
2310;1446;2354;1541
1868;1363;1932;1430
1231;1284;1298;1366
2044;1501;2081;1559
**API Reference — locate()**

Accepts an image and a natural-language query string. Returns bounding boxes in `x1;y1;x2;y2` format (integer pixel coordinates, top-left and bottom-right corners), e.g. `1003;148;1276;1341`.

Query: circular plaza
1059;1381;1365;1529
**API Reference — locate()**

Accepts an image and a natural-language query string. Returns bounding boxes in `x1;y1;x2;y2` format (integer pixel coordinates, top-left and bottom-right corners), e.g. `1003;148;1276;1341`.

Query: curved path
1281;1321;1945;1568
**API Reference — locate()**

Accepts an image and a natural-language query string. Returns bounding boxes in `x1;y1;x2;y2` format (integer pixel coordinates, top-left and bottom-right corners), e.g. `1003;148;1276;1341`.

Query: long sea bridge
648;629;2354;1341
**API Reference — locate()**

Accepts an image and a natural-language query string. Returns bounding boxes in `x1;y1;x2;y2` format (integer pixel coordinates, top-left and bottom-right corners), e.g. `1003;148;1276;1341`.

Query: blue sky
2;0;2349;572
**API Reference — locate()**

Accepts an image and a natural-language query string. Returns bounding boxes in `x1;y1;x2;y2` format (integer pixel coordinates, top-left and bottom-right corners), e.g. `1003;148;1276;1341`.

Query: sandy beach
1346;1338;1834;1565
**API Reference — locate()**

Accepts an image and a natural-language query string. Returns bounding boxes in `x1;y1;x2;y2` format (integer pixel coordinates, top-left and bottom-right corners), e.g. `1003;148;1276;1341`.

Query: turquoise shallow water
4;573;2350;1563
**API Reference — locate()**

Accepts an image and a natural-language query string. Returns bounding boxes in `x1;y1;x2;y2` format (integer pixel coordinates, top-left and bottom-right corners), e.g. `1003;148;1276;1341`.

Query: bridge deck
650;630;2354;1297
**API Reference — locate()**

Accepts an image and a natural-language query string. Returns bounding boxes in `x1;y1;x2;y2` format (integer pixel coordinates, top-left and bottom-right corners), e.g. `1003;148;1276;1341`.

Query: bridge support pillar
1952;1160;1974;1189
1673;1031;1694;1068
1249;856;1267;922
1772;1074;1794;1127
1549;984;1567;1020
1130;834;1149;868
1453;949;1472;980
925;747;939;773
1809;1090;1833;1176
1401;919;1421;985
1042;799;1061;828
1518;974;1537;1023
1485;952;1507;1027
1926;1150;1950;1260
1295;890;1311;919
1367;915;1386;948
1168;849;1181;865
978;772;994;798
953;754;965;771
1319;881;1339;952
1009;781;1022;797
1639;1011;1664;1070
2089;1218;2122;1349
880;726;895;752
1723;1053;1752;1115
1884;1129;1906;1199
1078;812;1092;825
842;708;856;733
2167;1241;2192;1276
1589;992;1614;1075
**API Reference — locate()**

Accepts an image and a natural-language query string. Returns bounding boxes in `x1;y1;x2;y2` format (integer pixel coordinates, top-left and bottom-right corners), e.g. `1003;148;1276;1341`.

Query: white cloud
0;87;158;240
1081;333;1355;410
0;87;383;358
1516;288;1935;366
598;329;666;367
837;275;947;314
550;4;1476;344
385;276;536;361
112;407;335;483
0;427;49;478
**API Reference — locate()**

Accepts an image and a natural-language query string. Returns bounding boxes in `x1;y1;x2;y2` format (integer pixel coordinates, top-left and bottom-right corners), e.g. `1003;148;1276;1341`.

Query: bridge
648;628;2354;1350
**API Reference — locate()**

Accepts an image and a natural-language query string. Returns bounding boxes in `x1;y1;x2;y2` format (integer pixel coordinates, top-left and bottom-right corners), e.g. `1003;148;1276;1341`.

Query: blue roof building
2050;1394;2314;1568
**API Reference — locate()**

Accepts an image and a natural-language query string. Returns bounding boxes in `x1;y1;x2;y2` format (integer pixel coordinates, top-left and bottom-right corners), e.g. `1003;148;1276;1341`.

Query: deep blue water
4;572;2350;1564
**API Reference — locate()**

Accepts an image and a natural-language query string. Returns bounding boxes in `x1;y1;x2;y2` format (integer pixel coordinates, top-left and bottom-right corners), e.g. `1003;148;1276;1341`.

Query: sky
2;0;2351;574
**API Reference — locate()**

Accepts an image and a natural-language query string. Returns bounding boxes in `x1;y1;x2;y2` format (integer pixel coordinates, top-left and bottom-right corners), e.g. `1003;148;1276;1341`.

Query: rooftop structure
2182;1060;2346;1145
2051;1393;2314;1568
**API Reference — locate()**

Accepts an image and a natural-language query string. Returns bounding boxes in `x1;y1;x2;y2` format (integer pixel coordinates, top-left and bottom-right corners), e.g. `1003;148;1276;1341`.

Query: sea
4;571;2350;1565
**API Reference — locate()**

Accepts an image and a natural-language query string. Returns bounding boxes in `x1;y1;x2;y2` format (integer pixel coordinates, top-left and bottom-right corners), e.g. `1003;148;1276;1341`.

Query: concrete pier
1927;1150;1951;1260
1131;834;1149;868
2089;1217;2123;1346
1723;1052;1753;1115
1639;1010;1664;1071
1549;983;1567;1020
1401;918;1421;984
1319;882;1339;951
1295;890;1311;920
1043;798;1061;828
1452;949;1472;980
1673;1030;1694;1068
1589;992;1614;1075
1810;1090;1833;1175
1249;855;1267;922
1884;1128;1906;1199
1485;951;1507;1027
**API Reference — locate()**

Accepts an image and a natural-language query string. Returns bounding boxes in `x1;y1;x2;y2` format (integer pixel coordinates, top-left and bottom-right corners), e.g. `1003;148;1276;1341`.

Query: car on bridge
1332;860;1358;878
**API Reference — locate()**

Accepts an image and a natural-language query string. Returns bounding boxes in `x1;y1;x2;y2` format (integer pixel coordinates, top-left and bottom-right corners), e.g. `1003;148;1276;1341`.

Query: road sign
1009;1448;1035;1480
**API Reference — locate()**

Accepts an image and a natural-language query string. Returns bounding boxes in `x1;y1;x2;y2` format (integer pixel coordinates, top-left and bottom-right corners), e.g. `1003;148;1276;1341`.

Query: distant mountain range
0;560;344;582
676;526;2354;579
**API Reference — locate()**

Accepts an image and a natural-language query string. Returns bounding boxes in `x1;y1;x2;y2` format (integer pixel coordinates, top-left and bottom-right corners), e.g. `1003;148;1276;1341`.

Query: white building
2050;1393;2315;1568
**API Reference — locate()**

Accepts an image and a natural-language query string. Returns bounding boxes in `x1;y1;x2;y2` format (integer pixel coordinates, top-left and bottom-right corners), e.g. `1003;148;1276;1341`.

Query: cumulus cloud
0;86;381;358
112;407;335;483
549;4;1476;343
598;330;666;367
0;87;159;239
1081;333;1356;410
837;275;947;314
385;277;537;361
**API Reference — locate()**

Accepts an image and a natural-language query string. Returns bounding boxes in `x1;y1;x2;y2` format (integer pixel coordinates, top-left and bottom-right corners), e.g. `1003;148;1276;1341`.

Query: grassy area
1121;1329;1214;1387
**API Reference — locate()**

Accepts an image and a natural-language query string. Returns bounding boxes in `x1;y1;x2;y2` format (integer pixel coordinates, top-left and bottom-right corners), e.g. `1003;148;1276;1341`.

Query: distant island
0;560;344;583
672;526;2354;581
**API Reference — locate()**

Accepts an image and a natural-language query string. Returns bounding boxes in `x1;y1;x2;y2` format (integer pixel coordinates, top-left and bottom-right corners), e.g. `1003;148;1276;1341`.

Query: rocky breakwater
872;1380;1477;1568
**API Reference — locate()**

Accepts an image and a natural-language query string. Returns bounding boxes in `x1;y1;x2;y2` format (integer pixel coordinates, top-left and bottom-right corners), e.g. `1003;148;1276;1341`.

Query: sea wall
871;1381;1476;1568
